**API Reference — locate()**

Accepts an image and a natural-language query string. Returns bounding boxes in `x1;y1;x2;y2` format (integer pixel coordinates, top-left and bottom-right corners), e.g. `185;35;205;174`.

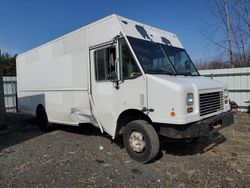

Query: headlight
186;93;194;106
224;90;228;99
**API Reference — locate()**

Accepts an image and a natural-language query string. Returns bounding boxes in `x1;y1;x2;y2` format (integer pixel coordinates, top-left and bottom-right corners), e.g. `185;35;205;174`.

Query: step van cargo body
17;14;234;163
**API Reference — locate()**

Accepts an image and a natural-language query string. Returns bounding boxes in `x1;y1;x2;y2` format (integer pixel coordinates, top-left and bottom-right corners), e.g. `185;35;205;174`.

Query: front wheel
123;120;159;163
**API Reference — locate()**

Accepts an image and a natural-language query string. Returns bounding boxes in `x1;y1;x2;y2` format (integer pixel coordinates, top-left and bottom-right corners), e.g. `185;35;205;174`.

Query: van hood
146;74;226;91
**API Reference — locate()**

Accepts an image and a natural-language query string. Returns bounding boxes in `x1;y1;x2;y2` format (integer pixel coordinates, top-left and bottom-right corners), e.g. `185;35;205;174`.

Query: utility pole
0;49;7;130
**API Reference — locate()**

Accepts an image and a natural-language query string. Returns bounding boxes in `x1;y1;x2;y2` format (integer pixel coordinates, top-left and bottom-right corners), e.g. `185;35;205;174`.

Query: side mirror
111;71;117;81
111;58;122;81
110;61;119;89
112;79;120;90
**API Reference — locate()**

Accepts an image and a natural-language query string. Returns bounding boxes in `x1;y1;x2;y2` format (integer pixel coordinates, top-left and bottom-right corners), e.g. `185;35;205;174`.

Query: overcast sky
0;0;220;61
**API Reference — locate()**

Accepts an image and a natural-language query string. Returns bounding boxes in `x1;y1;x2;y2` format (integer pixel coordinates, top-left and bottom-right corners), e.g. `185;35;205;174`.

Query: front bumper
156;111;234;139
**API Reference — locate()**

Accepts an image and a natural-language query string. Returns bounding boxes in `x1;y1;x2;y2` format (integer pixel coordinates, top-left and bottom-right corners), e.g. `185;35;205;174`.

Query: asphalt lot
0;112;249;187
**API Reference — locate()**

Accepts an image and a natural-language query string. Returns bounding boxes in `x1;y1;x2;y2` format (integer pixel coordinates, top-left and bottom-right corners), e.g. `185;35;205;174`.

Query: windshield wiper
176;72;199;76
146;70;176;76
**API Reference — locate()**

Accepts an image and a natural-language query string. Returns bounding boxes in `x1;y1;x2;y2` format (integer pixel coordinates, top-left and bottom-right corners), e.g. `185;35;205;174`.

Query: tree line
0;50;17;76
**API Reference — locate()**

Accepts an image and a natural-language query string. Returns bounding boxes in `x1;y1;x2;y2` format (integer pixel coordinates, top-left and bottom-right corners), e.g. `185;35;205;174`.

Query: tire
184;137;200;144
123;120;159;163
36;106;51;131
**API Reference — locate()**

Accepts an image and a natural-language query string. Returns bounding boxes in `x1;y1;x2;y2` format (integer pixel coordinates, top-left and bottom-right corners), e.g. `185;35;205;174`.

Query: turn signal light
187;107;193;113
170;111;176;117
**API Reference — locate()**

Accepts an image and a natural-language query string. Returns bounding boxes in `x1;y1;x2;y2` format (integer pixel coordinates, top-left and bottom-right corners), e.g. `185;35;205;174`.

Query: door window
94;47;116;81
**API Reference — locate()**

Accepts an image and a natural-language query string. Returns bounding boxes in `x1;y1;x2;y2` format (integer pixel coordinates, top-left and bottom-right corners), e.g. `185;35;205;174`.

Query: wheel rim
129;131;146;153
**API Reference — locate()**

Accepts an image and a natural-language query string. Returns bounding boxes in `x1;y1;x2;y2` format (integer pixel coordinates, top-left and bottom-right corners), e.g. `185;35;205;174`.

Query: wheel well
36;104;45;116
116;109;152;135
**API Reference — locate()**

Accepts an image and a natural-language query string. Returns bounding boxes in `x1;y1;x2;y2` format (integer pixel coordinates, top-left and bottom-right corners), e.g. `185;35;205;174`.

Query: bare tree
236;0;250;36
232;0;250;66
213;0;234;66
201;0;250;68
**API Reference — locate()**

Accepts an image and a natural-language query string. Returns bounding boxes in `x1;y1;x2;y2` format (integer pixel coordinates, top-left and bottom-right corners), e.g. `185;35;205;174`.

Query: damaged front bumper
156;111;234;139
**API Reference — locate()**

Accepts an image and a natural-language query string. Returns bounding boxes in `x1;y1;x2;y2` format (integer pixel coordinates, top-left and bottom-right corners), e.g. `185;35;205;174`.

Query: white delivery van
17;14;234;163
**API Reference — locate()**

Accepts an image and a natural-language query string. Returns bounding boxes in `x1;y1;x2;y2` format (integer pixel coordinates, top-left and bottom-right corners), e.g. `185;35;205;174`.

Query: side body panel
17;26;90;124
17;19;94;124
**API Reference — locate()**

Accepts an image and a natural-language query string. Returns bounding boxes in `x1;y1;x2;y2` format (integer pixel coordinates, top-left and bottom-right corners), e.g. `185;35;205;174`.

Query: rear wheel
123;120;159;163
36;106;51;131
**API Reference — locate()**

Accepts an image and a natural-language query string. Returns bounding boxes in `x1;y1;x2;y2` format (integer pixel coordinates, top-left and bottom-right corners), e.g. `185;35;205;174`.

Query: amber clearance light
170;111;176;117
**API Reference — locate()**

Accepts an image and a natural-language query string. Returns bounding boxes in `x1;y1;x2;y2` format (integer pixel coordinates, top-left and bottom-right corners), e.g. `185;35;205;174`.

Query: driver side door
90;44;119;135
90;38;148;137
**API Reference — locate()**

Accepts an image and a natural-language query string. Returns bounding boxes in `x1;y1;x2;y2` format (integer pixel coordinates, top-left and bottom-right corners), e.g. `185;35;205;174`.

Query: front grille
199;91;224;116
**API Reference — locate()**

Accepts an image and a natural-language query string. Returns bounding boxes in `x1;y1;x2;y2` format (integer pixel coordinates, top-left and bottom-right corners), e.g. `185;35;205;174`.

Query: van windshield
128;37;199;76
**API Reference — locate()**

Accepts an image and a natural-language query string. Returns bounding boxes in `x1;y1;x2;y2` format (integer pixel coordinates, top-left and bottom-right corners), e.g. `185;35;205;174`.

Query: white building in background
200;67;250;112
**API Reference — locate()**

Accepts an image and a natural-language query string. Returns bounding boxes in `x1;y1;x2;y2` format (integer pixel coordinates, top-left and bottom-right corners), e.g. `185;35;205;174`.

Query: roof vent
135;25;150;39
121;20;128;24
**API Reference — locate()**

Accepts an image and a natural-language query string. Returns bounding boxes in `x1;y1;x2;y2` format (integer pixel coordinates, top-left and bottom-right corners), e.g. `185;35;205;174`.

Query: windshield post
159;45;177;75
115;39;121;81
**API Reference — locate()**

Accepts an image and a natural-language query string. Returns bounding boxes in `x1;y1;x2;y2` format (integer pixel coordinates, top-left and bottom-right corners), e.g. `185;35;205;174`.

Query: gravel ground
0;112;249;187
